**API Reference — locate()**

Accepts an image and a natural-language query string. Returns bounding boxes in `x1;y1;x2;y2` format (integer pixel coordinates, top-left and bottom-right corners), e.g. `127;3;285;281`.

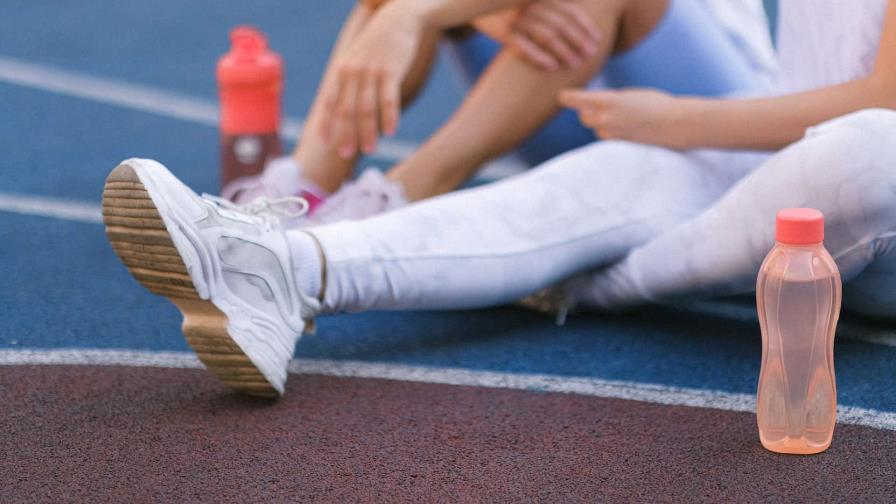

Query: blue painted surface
0;1;462;142
2;0;894;413
0;83;219;200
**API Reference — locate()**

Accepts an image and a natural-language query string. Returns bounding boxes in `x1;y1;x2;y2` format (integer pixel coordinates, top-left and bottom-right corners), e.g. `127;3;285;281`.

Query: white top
776;0;889;92
584;0;779;92
702;0;778;89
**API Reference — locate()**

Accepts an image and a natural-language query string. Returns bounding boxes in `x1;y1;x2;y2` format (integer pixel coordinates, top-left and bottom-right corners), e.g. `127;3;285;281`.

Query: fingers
557;88;619;137
323;63;401;159
332;67;360;159
550;0;601;56
515;15;581;68
579;110;597;124
358;71;379;155
378;70;400;137
528;1;599;63
509;32;560;71
347;68;401;156
576;109;615;139
558;88;607;110
510;0;601;70
317;71;343;144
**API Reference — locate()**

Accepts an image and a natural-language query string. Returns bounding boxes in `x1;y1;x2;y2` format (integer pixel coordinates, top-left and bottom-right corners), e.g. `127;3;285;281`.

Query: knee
807;109;896;160
804;109;896;190
797;109;896;232
810;108;896;139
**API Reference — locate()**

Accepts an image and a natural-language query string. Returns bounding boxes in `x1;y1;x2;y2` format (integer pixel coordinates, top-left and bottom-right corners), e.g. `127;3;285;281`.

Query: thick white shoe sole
102;161;286;398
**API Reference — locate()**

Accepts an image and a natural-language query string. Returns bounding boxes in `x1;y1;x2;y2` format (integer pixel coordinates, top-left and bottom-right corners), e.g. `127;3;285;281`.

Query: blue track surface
2;0;894;415
0;1;461;142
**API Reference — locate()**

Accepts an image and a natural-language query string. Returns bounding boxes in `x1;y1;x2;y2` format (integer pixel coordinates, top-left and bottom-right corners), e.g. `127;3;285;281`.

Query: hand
318;3;421;158
558;88;688;148
501;0;601;71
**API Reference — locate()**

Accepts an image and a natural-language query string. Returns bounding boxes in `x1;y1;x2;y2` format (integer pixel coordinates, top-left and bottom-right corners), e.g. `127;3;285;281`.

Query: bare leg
388;0;669;201
293;4;442;193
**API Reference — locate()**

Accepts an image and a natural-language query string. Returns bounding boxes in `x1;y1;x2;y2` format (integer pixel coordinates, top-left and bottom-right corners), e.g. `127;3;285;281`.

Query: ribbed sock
285;230;322;300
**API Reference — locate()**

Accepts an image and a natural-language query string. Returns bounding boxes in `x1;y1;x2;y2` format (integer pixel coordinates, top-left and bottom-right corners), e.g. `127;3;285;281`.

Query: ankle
293;147;353;194
387;163;462;202
285;230;324;301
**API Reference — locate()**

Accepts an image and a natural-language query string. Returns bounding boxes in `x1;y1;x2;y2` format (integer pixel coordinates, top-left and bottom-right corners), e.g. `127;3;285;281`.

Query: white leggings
305;109;896;319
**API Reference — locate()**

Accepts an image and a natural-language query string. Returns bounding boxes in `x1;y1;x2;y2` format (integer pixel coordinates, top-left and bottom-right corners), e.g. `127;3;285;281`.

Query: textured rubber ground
3;365;896;503
101;164;278;398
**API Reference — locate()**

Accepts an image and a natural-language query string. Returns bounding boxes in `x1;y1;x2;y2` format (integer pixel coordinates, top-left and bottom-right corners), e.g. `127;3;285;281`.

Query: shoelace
202;193;310;229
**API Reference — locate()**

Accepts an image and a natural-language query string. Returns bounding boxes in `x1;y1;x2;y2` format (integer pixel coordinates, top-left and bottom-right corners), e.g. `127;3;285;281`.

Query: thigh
313;141;761;310
361;141;759;266
567;109;896;310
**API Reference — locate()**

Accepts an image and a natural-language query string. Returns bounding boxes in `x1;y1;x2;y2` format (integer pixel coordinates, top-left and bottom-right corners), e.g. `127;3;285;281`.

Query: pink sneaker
310;168;408;224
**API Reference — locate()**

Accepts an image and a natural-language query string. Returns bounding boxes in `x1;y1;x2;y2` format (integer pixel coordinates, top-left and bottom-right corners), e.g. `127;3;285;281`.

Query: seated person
223;0;775;223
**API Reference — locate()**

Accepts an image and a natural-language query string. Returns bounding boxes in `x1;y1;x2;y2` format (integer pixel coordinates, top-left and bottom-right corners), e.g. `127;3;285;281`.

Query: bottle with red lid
756;208;842;454
217;26;283;193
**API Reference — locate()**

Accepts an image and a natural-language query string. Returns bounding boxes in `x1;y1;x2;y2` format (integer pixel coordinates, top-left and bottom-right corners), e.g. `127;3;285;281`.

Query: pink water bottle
756;208;842;454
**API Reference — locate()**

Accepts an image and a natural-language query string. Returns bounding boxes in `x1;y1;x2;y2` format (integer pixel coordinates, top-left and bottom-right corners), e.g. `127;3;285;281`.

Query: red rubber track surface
2;365;895;502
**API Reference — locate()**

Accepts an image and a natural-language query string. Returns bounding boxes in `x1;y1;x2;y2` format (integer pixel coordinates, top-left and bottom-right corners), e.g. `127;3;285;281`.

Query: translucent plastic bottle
756;208;841;454
217;26;283;192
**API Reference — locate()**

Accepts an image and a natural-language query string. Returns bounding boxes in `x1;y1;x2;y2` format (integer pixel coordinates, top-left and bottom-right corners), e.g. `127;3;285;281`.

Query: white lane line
0;54;524;180
0;349;200;368
0;54;297;151
0;191;102;223
2;348;896;432
0;55;221;128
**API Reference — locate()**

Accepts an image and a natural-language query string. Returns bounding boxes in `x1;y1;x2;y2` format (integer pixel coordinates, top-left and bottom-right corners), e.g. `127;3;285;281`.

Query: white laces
202;193;310;229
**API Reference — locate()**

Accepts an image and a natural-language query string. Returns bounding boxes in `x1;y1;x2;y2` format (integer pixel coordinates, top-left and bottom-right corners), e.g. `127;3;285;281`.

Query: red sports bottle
217;26;283;191
756;208;841;454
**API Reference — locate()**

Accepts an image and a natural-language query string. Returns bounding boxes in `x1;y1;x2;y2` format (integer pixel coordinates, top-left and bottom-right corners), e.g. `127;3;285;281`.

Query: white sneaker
310;168;407;224
221;156;325;226
102;158;319;398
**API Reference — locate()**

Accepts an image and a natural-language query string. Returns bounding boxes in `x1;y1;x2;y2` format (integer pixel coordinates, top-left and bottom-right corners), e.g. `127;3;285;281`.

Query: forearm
675;77;896;150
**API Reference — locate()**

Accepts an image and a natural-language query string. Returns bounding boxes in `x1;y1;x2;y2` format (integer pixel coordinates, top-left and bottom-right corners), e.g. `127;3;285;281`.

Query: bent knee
807;109;896;156
795;109;896;229
813;108;896;132
802;109;896;184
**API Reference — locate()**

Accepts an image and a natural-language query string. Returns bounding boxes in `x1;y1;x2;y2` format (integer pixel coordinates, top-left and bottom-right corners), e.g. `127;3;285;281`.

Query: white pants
306;109;896;319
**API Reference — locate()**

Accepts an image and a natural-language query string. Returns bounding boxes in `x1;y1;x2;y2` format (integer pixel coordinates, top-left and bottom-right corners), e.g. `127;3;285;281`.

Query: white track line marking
0;192;102;223
0;54;524;180
0;55;222;126
2;348;895;431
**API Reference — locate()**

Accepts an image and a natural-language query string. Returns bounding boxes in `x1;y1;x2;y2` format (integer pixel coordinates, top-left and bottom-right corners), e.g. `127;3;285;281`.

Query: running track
2;1;896;501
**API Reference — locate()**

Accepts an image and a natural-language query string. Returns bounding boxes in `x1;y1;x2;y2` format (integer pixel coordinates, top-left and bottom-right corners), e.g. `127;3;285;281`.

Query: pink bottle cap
775;208;824;244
